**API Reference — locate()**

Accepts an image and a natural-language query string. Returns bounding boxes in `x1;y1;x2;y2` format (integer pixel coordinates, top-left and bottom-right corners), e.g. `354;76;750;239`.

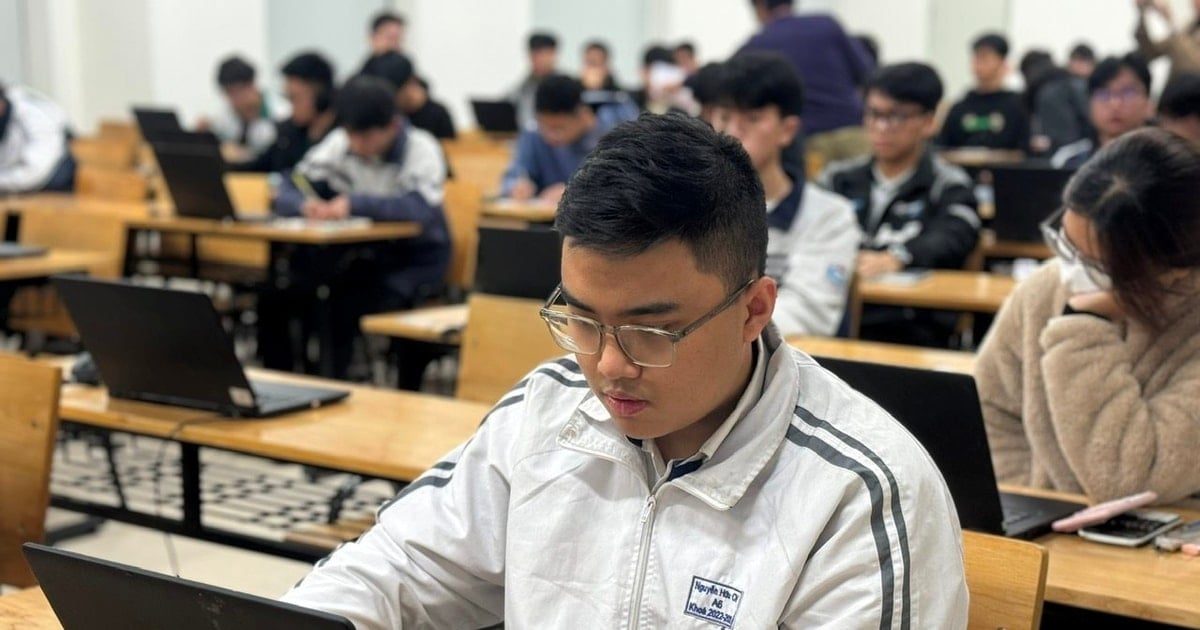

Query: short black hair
675;41;696;57
865;62;943;112
584;40;610;57
360;51;414;91
1159;71;1200;119
370;11;404;32
972;32;1009;58
1018;49;1054;80
1069;43;1096;62
216;56;255;87
750;0;795;9
1088;53;1152;96
529;32;558;52
336;76;396;131
643;45;674;68
855;34;880;65
281;51;335;87
718;52;804;117
689;62;726;107
534;74;583;115
557;113;767;290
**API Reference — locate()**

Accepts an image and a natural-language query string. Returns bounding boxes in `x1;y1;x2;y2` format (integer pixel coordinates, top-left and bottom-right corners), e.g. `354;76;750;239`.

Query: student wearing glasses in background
976;128;1200;504
1052;53;1154;168
282;113;968;629
818;62;980;347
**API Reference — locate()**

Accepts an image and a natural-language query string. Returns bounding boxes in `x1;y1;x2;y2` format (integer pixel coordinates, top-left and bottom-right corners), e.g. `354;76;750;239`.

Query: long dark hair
1063;128;1200;328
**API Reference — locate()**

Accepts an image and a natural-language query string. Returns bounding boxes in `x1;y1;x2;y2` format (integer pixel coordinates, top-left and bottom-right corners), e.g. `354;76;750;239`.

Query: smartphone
1154;519;1200;552
1077;510;1182;547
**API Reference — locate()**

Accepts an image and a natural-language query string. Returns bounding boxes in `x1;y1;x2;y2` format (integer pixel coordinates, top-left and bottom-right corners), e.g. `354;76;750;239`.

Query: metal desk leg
180;443;202;530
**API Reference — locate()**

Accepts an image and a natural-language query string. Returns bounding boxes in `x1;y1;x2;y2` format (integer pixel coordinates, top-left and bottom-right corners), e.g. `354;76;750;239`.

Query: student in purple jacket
741;0;875;164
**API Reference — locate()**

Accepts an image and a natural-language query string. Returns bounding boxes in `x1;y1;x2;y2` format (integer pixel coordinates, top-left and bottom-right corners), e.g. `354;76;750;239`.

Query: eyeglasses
864;107;927;129
1039;207;1109;284
1092;86;1147;105
538;279;756;368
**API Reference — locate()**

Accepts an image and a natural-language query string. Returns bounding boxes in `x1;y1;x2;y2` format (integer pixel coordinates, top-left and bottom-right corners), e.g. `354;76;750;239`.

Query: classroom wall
264;0;387;92
532;0;647;90
0;0;26;84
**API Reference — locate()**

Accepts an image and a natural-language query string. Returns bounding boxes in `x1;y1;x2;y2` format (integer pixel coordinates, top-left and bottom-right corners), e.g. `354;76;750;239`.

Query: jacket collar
869;147;936;202
557;324;799;511
766;170;805;232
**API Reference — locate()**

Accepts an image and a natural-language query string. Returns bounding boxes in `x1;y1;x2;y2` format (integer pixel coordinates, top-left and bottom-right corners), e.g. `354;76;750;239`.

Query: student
688;61;725;126
713;52;860;336
938;33;1030;151
1067;42;1097;79
233;52;337;174
673;41;699;76
1052;53;1154;168
976;128;1200;503
202;56;288;159
261;76;449;379
0;82;74;193
580;40;619;91
1159;70;1200;145
630;45;689;114
1135;0;1200;80
1020;50;1092;156
511;32;559;130
818;63;980;347
500;75;636;203
367;11;405;56
281;112;968;629
741;0;875;163
360;51;456;140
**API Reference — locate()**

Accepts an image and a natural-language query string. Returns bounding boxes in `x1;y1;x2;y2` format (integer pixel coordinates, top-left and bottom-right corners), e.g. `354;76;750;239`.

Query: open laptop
53;276;348;417
24;543;353;630
474;226;561;299
471;99;519;133
816;356;1085;539
990;165;1076;243
0;242;46;259
149;130;260;221
132;106;183;142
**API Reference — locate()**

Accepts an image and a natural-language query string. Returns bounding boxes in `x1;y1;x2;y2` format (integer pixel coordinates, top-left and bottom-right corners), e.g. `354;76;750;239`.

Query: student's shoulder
928;153;974;189
799;183;856;224
817;154;872;187
404;124;443;157
484;355;591;423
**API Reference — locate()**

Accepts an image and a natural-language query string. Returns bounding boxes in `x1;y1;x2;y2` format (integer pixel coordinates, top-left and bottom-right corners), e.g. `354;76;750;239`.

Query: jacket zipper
627;494;658;629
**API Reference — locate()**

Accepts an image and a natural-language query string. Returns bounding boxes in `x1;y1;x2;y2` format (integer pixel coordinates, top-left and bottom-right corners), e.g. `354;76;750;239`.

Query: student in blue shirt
500;74;636;204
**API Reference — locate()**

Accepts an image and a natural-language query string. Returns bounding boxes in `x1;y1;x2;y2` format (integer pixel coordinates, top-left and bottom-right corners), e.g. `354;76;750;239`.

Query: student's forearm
349;191;439;223
272;181;305;216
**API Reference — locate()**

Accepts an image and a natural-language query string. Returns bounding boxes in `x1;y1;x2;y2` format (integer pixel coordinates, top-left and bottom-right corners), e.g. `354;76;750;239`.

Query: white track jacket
283;327;968;629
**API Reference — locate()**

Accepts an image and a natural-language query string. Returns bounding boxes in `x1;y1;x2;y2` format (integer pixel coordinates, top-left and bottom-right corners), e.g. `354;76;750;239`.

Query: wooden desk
1004;484;1200;628
480;199;556;229
361;304;469;345
788;335;975;374
980;230;1053;260
2;192;79;213
939;148;1026;168
0;250;110;282
0;588;58;629
126;215;421;246
859;270;1015;314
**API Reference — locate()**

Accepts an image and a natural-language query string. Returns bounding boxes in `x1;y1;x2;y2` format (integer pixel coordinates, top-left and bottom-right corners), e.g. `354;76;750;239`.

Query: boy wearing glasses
1053;53;1154;168
282;114;968;628
818;63;980;346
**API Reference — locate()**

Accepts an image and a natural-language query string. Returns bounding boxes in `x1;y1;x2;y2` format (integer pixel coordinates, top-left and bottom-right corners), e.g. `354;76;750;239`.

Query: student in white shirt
0;83;74;193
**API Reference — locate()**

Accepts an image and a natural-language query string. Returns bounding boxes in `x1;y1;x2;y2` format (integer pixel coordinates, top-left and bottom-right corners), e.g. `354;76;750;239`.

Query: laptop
474;226;561;299
0;242;47;259
471;99;519;133
53;276;349;417
132;107;183;142
816;356;1085;539
149;130;255;221
990;165;1076;243
23;543;353;630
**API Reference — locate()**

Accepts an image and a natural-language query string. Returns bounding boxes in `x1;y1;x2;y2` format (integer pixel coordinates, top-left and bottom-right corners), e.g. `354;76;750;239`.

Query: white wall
532;0;647;88
406;0;533;130
265;0;386;89
0;0;26;84
647;0;759;65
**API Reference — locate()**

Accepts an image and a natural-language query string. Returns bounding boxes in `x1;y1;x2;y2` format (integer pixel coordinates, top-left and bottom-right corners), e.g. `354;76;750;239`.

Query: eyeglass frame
1039;206;1110;284
538;278;758;368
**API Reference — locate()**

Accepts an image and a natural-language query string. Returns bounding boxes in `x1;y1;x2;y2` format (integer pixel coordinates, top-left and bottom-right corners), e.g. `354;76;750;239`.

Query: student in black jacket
361;52;456;140
234;52;337;174
939;33;1030;150
818;62;980;346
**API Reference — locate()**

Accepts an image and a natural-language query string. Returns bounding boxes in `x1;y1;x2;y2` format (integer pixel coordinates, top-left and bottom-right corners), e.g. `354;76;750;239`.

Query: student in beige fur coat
976;127;1200;504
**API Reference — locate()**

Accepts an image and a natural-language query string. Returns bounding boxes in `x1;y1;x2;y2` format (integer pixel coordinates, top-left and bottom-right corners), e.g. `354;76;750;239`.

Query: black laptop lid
52;276;255;415
474;227;561;299
991;165;1076;243
132;107;183;142
816;357;1006;535
150;131;237;220
23;544;353;630
471;100;519;133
